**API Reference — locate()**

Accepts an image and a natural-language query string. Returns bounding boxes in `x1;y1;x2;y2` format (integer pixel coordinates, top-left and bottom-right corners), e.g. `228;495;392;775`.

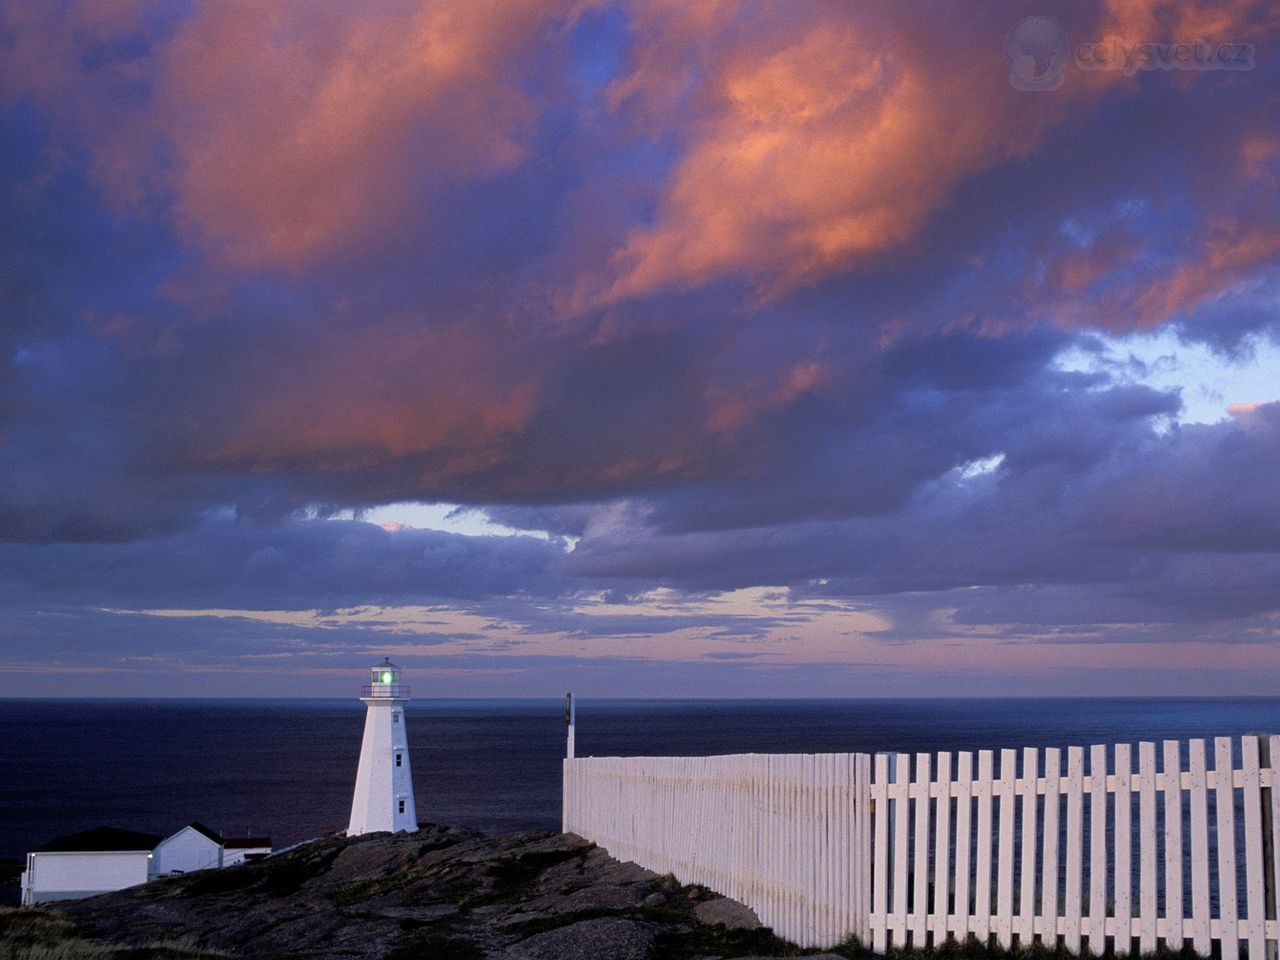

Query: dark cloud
0;0;1278;691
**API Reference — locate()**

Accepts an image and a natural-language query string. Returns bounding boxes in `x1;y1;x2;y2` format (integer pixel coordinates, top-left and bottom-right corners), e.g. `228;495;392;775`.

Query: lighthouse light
380;671;393;684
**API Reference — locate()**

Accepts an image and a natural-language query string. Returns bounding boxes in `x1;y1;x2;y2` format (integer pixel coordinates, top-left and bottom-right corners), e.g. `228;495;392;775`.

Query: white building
153;822;224;875
20;827;161;906
222;836;272;866
347;658;418;835
21;823;273;905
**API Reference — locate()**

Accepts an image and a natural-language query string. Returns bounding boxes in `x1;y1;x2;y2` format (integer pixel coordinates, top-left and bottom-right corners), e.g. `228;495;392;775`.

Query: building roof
35;826;163;853
185;822;224;844
223;836;272;849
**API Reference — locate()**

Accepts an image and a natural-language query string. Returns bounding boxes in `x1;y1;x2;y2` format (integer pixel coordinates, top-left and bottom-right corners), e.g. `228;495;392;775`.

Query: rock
694;896;762;931
47;826;814;959
513;916;657;960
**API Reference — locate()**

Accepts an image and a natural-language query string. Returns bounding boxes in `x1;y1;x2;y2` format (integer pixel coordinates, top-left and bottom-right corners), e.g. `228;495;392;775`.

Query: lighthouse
347;658;418;835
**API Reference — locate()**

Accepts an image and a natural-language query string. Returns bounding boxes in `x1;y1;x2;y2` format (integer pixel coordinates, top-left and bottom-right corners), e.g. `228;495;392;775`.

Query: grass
0;908;223;960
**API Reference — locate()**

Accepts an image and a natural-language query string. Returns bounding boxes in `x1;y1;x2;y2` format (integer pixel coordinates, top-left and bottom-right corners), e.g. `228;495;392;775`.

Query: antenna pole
565;692;575;759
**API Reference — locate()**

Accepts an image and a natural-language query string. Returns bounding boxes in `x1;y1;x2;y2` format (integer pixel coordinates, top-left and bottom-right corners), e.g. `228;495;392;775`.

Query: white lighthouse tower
347;658;418;835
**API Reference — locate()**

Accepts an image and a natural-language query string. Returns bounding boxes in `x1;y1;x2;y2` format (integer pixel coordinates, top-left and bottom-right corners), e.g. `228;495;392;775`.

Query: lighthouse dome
370;658;400;685
361;658;409;698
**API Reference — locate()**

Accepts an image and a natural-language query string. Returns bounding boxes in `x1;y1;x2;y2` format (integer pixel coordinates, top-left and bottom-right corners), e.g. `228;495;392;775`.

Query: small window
393;713;400;724
395;753;402;767
398;800;406;814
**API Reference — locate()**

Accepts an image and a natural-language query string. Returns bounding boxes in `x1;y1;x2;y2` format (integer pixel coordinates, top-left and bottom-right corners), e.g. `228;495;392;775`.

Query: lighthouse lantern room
347;658;418;836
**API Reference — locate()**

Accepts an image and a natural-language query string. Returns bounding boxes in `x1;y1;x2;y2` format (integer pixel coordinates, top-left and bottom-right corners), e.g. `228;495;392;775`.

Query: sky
1;0;1278;698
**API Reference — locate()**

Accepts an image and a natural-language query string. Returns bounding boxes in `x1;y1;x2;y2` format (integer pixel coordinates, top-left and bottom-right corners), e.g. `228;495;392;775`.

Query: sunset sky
1;0;1278;697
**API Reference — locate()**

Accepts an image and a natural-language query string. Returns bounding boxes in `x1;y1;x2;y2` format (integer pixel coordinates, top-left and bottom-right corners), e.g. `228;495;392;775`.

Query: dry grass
0;908;222;960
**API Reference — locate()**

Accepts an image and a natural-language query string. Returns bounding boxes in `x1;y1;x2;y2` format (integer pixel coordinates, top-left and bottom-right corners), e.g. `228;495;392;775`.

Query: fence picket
860;752;874;947
1064;746;1085;954
996;748;1017;949
872;753;889;952
1162;740;1184;952
1089;743;1109;954
932;752;953;947
1040;747;1062;949
1270;737;1280;960
891;754;910;948
1187;739;1213;956
912;753;931;948
1114;743;1133;955
563;730;1279;957
835;753;847;945
1138;742;1157;954
954;752;974;944
1216;737;1239;960
975;750;995;944
1243;736;1267;960
1018;747;1038;949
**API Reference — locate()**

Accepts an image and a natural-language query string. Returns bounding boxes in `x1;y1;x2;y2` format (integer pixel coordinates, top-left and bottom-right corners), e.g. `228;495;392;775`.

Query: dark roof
223;836;272;848
185;822;224;844
35;826;163;853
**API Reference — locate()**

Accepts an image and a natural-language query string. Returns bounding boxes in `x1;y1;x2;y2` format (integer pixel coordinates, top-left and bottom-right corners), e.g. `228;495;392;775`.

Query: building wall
154;827;222;874
22;851;151;904
347;699;417;834
222;844;270;866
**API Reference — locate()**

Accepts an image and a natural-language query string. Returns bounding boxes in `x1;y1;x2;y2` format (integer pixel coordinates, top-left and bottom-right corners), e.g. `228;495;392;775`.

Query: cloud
0;517;571;611
0;0;1278;692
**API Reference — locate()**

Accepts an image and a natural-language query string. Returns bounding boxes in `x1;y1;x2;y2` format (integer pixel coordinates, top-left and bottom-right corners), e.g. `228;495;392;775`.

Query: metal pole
565;692;575;759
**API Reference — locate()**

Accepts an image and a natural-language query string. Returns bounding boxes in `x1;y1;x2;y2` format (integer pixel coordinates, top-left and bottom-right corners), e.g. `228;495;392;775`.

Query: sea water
2;697;1277;903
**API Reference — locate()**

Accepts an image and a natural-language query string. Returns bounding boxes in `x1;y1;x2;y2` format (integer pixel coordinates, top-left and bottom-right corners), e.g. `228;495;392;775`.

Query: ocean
2;697;1278;904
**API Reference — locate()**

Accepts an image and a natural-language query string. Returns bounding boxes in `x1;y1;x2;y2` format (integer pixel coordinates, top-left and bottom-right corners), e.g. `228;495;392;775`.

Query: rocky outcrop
53;826;852;960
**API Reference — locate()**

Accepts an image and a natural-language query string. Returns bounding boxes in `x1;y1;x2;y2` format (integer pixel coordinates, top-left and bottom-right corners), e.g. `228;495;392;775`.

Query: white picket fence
562;735;1280;955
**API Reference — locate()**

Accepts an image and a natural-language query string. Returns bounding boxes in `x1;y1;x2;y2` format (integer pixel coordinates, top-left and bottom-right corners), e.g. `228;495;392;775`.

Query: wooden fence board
1089;743;1109;954
872;752;889;952
1114;743;1133;955
1018;747;1038;949
954;752;974;944
1138;742;1157;954
1216;737;1240;960
976;750;995;943
891;754;911;948
1040;747;1062;949
1243;736;1267;960
933;752;953;947
1270;737;1280;960
1064;746;1085;954
913;753;931;947
996;748;1017;949
1187;739;1213;956
562;732;1280;957
1163;740;1184;952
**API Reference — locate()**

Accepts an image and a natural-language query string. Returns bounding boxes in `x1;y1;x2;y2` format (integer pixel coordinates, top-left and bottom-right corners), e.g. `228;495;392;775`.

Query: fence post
1261;736;1277;960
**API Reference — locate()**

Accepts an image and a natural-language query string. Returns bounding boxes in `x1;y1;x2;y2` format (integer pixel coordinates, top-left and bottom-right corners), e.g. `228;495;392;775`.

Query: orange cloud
1;0;575;271
590;0;1277;317
1128;136;1280;326
593;5;1061;304
157;0;572;270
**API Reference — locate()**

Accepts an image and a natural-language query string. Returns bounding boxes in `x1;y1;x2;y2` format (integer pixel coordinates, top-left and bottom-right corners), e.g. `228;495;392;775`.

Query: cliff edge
1;826;854;960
